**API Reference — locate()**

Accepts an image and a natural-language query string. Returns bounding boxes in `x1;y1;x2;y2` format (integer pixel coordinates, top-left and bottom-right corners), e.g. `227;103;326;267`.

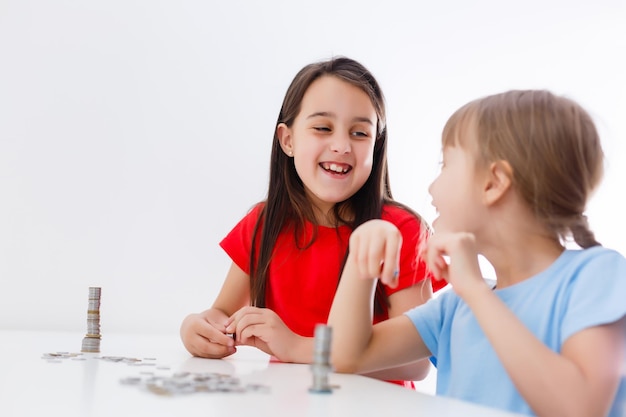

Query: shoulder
557;246;626;342
381;203;422;226
248;202;265;216
405;288;460;326
381;203;429;239
562;246;626;273
225;202;266;234
525;246;626;295
563;246;626;292
238;202;265;222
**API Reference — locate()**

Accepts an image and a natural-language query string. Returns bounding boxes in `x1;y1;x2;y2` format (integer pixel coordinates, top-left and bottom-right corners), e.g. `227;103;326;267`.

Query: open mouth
320;162;351;174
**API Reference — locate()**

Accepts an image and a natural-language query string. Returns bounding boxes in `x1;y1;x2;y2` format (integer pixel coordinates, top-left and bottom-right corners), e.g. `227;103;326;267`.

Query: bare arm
210;262;252;314
361;278;433;381
225;273;433;367
235;270;433;367
328;220;432;375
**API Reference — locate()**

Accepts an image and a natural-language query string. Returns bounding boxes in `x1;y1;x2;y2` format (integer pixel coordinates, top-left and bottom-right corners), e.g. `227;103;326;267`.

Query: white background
1;0;624;335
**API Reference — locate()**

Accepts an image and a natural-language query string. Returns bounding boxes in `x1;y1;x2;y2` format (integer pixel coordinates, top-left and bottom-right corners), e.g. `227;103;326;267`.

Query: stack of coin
81;287;102;353
309;324;333;393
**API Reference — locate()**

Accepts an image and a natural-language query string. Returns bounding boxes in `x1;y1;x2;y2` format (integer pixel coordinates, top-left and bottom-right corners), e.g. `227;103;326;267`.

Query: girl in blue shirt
328;90;626;417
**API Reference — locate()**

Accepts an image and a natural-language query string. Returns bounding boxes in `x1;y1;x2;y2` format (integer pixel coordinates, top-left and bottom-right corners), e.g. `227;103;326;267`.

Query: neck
480;189;565;288
485;236;564;289
309;200;354;228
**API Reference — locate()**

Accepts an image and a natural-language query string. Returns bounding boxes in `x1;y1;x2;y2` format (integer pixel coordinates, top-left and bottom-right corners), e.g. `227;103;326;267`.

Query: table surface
0;330;525;417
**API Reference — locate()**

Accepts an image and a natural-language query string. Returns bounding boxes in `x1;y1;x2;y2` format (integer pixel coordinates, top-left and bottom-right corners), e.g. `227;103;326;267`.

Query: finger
237;322;261;345
380;267;400;288
236;320;271;347
379;232;401;287
422;242;443;280
235;324;273;356
434;256;449;282
366;238;385;279
194;339;236;358
225;305;253;325
350;232;367;278
228;309;265;341
211;330;236;347
225;306;259;331
187;326;236;357
436;255;449;270
193;316;236;348
194;317;224;341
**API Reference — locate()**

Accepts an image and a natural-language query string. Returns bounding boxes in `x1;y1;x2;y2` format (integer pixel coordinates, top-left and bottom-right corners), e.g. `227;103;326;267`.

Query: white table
0;330;525;417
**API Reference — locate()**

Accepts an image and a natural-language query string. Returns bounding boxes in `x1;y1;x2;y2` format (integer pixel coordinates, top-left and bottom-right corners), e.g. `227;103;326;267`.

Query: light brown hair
442;90;604;248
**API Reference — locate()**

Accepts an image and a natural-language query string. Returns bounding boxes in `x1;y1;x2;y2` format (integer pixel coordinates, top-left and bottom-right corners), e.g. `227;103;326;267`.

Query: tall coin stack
309;323;333;393
81;286;102;353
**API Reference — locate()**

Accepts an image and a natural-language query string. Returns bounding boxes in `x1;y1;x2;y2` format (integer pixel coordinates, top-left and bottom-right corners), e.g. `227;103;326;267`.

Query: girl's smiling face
277;75;377;216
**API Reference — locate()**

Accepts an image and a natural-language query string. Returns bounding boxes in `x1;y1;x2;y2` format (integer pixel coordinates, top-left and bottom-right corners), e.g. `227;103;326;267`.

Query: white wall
1;0;624;335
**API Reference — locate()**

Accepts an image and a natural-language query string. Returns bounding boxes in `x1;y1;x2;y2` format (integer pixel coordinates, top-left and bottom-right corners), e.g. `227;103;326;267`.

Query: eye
313;126;331;133
351;131;369;138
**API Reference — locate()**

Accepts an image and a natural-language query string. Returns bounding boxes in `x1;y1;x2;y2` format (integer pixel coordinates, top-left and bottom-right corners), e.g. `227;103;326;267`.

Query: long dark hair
250;56;419;311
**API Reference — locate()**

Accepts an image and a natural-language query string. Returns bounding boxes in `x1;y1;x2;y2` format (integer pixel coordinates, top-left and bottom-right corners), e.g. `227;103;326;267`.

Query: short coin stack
81;286;102;353
309;324;333;393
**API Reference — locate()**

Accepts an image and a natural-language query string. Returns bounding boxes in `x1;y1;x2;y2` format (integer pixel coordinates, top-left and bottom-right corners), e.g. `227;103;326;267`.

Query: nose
427;177;436;197
329;131;351;154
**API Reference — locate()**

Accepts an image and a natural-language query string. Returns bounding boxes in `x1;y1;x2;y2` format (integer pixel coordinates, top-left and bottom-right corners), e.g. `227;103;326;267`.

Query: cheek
362;154;374;171
357;142;375;168
293;140;319;163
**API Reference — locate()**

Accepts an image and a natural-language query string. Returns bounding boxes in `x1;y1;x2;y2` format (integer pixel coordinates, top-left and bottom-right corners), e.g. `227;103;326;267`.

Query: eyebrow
306;112;374;125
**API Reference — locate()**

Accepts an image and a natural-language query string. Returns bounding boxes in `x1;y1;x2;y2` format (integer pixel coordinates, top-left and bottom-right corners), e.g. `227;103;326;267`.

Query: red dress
220;203;445;388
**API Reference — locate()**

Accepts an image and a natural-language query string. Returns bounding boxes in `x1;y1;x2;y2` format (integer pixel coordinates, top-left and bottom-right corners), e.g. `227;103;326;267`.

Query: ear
276;123;294;156
484;160;513;206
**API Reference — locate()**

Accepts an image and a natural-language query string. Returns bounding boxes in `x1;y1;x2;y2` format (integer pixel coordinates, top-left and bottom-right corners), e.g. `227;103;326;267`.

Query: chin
317;193;352;204
432;219;450;234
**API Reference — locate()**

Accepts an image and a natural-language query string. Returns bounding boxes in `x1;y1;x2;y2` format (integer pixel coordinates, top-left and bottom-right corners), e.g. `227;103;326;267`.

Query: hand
420;232;486;298
225;306;301;362
180;309;237;359
347;219;402;287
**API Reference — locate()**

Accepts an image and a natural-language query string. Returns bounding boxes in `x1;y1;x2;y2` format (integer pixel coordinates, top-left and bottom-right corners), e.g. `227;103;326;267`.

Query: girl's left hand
421;232;486;298
225;306;301;361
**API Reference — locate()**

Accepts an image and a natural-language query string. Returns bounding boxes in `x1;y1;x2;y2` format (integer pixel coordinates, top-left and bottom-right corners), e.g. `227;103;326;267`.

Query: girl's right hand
347;219;402;287
179;308;237;358
421;232;486;298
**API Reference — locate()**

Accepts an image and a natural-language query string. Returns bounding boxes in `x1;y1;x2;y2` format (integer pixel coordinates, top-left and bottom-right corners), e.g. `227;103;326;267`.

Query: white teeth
327;163;347;173
322;163;349;173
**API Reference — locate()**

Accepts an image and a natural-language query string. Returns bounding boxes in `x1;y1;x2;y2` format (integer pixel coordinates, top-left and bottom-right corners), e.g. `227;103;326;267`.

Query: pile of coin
81;286;102;353
309;324;333;393
120;372;270;396
41;352;85;362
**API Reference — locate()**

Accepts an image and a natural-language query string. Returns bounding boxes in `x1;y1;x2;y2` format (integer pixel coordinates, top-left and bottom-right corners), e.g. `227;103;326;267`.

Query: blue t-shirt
406;246;626;416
